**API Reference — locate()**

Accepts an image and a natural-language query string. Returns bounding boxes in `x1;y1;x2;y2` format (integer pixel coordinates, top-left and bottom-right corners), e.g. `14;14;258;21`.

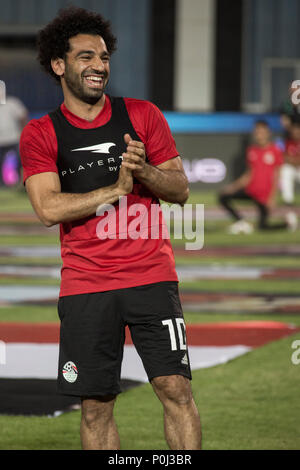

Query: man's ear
51;58;65;78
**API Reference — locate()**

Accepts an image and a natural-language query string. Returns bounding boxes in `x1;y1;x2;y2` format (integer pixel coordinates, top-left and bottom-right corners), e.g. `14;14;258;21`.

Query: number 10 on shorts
162;318;187;351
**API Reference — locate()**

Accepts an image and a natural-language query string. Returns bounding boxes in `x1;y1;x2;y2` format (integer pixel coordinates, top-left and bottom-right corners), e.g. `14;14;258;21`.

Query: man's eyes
80;56;110;61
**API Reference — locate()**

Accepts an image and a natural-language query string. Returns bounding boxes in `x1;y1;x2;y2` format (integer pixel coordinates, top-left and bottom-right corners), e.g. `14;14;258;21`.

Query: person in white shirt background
280;118;300;229
0;95;28;187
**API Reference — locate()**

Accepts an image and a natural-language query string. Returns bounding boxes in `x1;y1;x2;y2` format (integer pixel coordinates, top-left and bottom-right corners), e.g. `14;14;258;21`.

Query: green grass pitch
0;188;299;449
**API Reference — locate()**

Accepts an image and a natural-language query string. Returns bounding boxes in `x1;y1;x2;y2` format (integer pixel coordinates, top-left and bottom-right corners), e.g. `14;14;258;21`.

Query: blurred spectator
0;95;28;187
279;83;300;139
218;120;297;234
280;119;300;227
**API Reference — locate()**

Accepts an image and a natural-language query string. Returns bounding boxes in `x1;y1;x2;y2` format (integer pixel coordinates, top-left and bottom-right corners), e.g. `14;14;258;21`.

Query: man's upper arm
20;118;60;224
127;99;179;167
25;172;61;225
145;103;179;166
156;155;185;172
20;118;58;184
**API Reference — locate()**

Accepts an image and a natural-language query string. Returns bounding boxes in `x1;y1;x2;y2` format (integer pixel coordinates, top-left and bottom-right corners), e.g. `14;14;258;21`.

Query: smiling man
20;6;201;450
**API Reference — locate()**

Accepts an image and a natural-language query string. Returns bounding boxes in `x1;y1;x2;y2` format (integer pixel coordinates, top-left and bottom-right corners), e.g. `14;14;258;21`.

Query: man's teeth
85;76;103;82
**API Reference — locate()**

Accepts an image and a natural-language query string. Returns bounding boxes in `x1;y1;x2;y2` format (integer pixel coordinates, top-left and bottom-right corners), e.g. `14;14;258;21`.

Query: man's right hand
116;162;133;196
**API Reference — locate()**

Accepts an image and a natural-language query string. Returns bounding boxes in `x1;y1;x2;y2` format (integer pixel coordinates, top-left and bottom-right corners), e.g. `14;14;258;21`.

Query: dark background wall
2;0;300;113
150;0;176;110
214;0;243;111
0;0;151;111
175;133;249;190
242;0;300;111
1;0;299;191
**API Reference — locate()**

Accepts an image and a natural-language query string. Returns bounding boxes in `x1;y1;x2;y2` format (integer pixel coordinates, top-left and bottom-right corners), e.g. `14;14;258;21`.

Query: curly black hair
37;6;117;82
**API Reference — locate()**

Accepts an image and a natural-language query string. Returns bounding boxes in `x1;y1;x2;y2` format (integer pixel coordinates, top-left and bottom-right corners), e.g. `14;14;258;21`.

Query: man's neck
63;93;106;122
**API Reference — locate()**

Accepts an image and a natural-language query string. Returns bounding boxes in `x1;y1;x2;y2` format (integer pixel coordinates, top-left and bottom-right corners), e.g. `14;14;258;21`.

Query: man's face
62;34;110;104
252;124;270;146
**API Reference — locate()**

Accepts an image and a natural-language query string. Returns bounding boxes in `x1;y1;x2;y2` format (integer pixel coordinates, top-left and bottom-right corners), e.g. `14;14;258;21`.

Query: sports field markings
0;246;60;257
1;205;300;220
174;244;300;257
1;244;300;258
1;321;298;383
1;265;300;281
0;286;59;303
0;266;61;278
1;286;300;314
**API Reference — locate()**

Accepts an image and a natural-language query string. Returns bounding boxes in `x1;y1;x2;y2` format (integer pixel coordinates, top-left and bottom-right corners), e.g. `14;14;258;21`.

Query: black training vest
48;96;144;193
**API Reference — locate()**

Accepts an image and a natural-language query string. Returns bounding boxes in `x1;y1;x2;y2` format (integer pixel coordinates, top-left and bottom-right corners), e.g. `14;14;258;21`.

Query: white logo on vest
71;142;116;154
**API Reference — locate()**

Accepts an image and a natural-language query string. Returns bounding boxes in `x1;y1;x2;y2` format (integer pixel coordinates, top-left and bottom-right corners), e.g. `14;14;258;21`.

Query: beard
63;62;108;105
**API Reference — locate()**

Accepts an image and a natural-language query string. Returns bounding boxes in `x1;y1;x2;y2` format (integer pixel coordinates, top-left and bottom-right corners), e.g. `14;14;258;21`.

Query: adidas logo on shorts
181;353;189;365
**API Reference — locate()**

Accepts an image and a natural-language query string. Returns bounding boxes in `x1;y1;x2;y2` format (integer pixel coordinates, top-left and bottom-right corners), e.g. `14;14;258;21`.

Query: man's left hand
122;134;147;178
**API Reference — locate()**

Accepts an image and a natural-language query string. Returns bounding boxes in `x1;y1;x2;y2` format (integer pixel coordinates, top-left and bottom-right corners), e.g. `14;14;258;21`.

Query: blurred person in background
279;82;300;139
0;95;28;187
280;118;300;227
218;120;297;234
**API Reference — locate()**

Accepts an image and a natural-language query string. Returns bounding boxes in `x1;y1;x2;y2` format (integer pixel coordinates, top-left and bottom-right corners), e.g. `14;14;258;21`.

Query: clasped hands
121;133;147;179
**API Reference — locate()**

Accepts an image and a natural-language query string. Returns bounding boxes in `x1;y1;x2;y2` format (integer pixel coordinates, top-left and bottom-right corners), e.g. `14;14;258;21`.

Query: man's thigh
121;281;192;383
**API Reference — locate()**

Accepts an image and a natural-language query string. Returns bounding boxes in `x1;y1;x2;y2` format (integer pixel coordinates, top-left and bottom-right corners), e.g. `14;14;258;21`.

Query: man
20;7;201;450
218;120;296;233
279;82;300;138
280;118;300;228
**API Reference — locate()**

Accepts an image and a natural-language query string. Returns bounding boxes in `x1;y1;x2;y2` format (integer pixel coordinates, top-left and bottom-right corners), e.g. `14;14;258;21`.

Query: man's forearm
228;172;252;192
135;164;189;204
42;184;124;226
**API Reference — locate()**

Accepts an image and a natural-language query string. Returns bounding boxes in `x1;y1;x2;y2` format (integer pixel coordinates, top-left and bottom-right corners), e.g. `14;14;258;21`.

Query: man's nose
90;56;106;71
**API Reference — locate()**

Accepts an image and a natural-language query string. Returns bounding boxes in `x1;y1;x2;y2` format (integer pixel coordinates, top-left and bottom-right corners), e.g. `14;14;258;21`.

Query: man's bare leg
80;395;120;450
151;375;201;450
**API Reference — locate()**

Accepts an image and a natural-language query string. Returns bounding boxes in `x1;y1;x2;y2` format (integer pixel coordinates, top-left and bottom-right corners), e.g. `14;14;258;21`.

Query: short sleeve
124;99;179;166
19;118;58;184
144;102;179;166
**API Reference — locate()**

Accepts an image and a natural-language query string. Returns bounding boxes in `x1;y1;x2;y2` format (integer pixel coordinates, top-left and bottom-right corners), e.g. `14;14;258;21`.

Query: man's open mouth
84;75;104;88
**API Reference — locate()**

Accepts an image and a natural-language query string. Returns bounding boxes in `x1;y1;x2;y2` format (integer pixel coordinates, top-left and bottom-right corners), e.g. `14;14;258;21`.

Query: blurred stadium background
0;0;300;450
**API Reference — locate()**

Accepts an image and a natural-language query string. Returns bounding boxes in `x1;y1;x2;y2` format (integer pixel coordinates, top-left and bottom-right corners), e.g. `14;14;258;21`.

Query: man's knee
151;375;193;407
81;395;117;427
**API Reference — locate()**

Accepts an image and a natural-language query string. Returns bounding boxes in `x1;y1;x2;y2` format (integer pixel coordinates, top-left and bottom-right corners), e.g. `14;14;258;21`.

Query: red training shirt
284;139;300;166
20;95;179;296
244;143;283;204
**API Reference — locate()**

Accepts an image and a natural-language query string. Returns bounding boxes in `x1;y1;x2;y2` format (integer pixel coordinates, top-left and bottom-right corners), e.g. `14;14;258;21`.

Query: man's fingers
122;136;146;176
129;141;145;150
124;133;145;150
124;133;132;145
126;145;145;156
122;153;143;168
122;152;142;163
120;161;133;174
122;160;141;170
